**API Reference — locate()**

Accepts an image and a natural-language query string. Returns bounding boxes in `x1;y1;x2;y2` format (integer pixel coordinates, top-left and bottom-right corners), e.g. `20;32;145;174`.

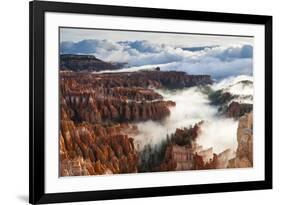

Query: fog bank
133;87;238;154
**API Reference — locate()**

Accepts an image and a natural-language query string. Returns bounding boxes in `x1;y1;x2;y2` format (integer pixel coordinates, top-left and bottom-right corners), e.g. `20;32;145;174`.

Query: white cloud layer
61;37;253;79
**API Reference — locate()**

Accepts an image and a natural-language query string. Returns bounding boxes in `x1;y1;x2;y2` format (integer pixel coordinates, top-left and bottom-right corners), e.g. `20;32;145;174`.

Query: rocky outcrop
60;69;211;125
226;101;253;119
144;121;237;172
60;120;138;176
156;143;226;171
59;69;213;176
209;90;235;107
145;123;204;172
193;112;254;170
60;70;211;125
169;123;203;146
61;93;175;124
110;87;163;101
60;70;212;90
60;71;179;124
157;144;194;171
236;112;253;163
209;89;253;118
228;112;253;168
60;54;122;72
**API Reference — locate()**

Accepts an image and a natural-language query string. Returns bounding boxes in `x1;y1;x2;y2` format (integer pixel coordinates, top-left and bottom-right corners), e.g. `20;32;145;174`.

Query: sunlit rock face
228;112;253;168
59;121;139;176
140;123;204;172
145;113;253;172
59;70;212;176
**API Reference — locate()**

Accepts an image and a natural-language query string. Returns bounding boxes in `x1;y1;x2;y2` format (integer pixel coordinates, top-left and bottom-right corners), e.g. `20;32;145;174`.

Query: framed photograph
29;0;272;204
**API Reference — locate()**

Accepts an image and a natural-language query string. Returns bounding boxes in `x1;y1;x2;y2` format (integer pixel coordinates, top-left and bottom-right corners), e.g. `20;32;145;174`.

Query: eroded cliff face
226;102;253;119
193;111;253;170
60;70;211;126
60;72;177;124
60;121;138;176
60;54;122;72
143;117;249;172
228;112;253;168
59;70;212;176
139;123;205;172
62;93;175;124
61;70;212;90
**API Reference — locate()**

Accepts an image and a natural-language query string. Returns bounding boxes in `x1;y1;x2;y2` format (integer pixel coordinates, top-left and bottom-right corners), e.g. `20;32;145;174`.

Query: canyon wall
228;112;253;168
146;111;253;172
60;54;122;72
59;70;212;176
60;121;138;176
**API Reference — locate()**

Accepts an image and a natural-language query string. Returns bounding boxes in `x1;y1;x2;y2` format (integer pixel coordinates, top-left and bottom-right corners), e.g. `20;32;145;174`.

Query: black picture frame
29;0;272;204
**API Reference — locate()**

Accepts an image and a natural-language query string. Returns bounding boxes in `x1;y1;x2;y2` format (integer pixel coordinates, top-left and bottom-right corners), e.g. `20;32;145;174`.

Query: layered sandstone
60;54;121;72
60;121;138;176
151;120;238;172
61;93;175;124
228;112;253;168
153;123;203;172
60;71;179;124
59;69;213;176
60;70;212;90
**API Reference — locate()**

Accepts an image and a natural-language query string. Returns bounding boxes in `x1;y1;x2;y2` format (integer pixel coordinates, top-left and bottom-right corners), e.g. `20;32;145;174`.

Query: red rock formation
61;93;175;123
60;71;177;124
226;101;253;119
153;123;203;172
59;70;212;176
170;122;203;146
197;147;213;164
110;87;163;101
60;70;212;91
152;121;238;171
60;54;121;72
60;121;138;176
228;112;253;168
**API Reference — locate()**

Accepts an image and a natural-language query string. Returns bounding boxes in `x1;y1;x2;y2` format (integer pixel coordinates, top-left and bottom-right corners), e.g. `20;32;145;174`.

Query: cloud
111;57;252;79
158;57;253;79
60;28;254;47
202;45;253;60
133;87;238;154
60;39;253;79
119;40;162;53
60;39;121;54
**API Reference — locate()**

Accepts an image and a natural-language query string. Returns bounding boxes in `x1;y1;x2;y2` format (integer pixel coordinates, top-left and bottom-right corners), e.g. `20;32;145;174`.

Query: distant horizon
60;27;253;79
60;27;253;47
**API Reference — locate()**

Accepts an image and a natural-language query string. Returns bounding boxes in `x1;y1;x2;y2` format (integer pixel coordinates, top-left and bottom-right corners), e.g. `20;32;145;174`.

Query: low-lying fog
132;76;252;154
